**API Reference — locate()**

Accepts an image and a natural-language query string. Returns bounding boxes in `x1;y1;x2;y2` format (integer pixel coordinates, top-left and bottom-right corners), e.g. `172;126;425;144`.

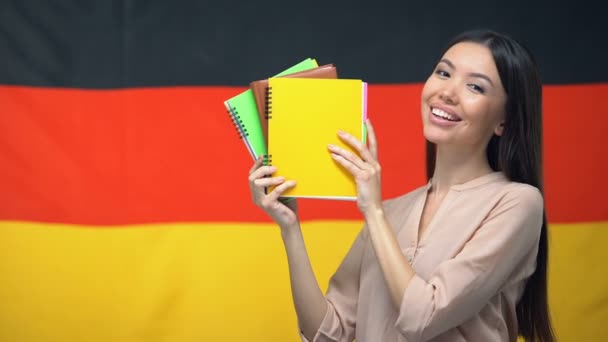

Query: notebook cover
266;78;366;200
250;64;338;146
223;58;319;159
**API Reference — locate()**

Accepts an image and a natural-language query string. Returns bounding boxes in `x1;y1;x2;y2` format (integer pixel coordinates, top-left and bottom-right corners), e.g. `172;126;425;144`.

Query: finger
330;152;364;176
249;165;277;182
365;118;378;160
327;144;366;170
337;130;364;150
249;155;264;174
337;130;376;165
253;176;285;188
266;180;297;202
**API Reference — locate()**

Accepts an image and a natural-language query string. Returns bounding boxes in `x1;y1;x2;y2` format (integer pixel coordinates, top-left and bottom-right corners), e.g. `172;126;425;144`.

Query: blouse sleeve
300;226;368;342
395;185;544;341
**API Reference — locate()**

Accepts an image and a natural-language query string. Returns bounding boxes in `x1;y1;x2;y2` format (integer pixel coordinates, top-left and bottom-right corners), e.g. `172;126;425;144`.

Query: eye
468;83;485;94
435;69;450;78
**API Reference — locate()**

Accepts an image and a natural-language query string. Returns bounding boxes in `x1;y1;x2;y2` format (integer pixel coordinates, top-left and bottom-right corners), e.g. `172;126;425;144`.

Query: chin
423;125;451;145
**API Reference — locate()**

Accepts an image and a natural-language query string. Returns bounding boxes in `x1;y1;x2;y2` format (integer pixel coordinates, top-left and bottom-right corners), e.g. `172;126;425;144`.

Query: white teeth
432;107;458;121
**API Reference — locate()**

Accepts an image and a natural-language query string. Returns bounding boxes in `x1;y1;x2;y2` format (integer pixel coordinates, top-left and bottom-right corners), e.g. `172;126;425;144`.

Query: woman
248;30;555;342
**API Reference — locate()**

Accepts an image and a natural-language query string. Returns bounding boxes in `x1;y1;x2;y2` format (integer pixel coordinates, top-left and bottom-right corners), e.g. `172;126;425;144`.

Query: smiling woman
1;2;606;340
249;30;555;342
422;42;507;150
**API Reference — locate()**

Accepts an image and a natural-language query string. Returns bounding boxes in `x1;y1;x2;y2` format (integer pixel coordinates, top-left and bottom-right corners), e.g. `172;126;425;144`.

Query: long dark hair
426;30;555;342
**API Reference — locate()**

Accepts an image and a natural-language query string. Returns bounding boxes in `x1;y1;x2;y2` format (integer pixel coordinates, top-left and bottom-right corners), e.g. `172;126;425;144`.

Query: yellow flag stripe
0;221;606;341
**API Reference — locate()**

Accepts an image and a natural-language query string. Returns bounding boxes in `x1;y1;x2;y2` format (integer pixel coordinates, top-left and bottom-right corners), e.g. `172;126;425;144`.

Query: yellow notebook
266;78;367;200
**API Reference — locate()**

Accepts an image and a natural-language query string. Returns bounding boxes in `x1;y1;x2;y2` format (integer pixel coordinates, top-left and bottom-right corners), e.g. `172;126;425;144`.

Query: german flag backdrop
1;1;606;341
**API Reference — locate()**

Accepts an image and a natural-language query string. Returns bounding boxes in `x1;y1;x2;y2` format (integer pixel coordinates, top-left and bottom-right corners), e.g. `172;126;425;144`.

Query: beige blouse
301;172;543;342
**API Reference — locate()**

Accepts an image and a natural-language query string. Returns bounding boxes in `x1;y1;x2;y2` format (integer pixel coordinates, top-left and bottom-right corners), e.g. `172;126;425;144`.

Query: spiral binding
262;153;273;194
226;106;248;139
264;86;272;119
262;154;272;166
262;86;273;193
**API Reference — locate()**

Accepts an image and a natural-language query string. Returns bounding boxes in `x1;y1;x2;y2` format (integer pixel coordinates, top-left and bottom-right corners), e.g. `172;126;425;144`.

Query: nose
438;83;458;104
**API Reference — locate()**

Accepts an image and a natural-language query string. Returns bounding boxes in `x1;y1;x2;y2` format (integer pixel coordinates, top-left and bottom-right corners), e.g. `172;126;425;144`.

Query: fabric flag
1;2;606;341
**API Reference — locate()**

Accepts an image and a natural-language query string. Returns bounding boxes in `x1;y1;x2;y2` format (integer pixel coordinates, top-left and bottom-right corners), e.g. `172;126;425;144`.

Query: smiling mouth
431;107;462;122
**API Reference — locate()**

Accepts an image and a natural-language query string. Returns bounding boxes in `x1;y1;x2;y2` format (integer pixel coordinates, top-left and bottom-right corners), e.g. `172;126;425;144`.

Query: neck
431;143;494;194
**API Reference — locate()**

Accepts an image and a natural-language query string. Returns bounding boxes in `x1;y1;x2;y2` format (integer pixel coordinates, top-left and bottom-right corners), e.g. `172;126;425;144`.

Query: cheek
479;99;506;125
421;77;434;102
462;97;504;132
420;78;434;112
462;96;491;118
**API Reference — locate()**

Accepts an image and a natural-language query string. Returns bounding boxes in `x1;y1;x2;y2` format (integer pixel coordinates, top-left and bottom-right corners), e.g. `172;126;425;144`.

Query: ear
494;121;505;136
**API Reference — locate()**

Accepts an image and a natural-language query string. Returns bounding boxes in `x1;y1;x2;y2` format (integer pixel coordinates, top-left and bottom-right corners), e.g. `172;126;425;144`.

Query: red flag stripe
0;84;606;225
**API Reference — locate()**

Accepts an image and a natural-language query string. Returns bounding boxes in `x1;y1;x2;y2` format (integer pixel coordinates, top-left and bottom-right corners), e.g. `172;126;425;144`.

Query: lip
428;104;462;126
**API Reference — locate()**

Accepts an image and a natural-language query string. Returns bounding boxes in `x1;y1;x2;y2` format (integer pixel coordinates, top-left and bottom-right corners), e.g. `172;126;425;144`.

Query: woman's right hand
248;156;299;229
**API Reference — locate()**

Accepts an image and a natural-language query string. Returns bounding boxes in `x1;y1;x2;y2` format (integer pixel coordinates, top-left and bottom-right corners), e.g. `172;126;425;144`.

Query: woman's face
421;42;507;150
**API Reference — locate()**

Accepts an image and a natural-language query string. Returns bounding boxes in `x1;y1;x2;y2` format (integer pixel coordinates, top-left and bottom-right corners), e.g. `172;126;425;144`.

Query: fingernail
328;144;336;149
338;130;345;135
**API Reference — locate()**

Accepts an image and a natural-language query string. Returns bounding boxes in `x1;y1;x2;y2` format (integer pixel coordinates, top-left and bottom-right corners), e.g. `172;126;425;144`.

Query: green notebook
224;58;319;159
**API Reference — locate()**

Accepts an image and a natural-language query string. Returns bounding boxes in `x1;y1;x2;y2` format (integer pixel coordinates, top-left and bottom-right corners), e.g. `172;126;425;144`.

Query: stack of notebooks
224;58;367;200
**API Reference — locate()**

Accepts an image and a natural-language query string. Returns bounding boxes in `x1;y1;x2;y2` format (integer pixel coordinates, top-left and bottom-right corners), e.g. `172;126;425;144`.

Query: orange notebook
250;64;337;146
266;78;367;200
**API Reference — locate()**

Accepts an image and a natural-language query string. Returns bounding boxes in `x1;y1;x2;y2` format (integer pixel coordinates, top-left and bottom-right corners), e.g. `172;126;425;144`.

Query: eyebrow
439;58;495;87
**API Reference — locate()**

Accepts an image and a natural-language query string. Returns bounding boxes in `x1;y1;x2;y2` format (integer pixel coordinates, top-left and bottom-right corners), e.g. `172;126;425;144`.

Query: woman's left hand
328;118;382;216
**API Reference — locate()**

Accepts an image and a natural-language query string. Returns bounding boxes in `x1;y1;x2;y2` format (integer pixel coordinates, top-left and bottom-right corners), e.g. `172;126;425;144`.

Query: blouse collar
425;171;506;192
